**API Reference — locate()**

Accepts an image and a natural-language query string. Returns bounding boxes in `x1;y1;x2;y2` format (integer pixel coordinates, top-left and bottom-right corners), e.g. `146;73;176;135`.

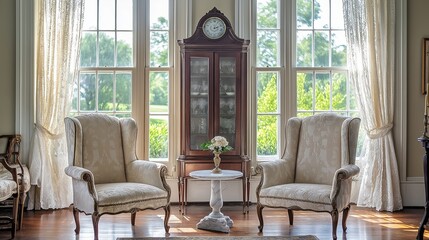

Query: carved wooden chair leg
11;192;19;238
342;205;350;232
17;192;26;230
92;213;100;240
131;212;136;226
257;203;264;232
164;205;171;233
73;207;80;234
331;209;339;240
287;209;294;225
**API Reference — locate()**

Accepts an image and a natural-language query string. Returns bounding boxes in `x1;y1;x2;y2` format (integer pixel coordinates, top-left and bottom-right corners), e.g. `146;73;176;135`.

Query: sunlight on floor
169;228;198;233
158;214;182;223
351;213;429;238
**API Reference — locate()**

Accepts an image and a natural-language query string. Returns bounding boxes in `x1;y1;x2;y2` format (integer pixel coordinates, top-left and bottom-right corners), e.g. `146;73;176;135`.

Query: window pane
332;72;347;110
98;73;114;111
257;72;278;113
80;32;97;67
77;0;135;119
79;73;96;111
116;72;132;112
83;0;97;30
257;30;280;67
149;116;168;159
149;72;169;113
257;0;279;29
257;115;278;156
150;31;169;67
99;32;115;67
99;0;115;30
331;31;347;67
117;32;133;67
117;0;133;30
150;0;169;30
296;0;313;29
297;72;313;111
331;0;344;29
315;73;330;110
314;0;329;29
314;31;329;67
296;30;312;67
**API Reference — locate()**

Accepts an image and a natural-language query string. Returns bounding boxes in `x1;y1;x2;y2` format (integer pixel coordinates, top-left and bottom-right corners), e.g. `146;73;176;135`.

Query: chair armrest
334;164;360;181
64;166;97;199
65;166;93;181
126;160;171;194
256;159;295;190
330;164;360;209
0;156;19;185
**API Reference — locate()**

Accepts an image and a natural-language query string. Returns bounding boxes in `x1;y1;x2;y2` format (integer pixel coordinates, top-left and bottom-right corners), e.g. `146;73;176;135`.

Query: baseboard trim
402;179;425;207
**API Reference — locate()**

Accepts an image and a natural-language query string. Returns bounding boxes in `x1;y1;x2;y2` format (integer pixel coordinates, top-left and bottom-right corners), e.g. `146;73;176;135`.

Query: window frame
250;0;356;164
73;0;178;171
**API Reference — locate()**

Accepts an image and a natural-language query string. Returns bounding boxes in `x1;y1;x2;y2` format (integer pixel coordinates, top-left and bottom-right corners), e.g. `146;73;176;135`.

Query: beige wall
192;0;234;31
1;1;427;178
407;0;429;177
0;0;16;135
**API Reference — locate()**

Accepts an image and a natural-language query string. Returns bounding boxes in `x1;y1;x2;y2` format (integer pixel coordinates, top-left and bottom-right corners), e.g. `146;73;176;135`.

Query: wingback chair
256;113;361;240
64;114;171;240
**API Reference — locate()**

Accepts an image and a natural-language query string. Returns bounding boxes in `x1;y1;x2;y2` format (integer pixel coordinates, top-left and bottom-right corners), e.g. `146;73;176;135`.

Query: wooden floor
0;203;426;240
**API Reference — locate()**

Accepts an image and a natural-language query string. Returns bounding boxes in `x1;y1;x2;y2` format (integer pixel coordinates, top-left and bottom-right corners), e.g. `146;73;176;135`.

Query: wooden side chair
0;134;30;231
0;155;20;239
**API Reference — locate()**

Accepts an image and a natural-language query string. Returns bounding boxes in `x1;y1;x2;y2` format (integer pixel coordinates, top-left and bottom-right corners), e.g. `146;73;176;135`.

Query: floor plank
0;204;426;240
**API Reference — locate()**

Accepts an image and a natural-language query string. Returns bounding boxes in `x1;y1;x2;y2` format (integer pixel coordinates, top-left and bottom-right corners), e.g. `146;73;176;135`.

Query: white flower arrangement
201;136;233;154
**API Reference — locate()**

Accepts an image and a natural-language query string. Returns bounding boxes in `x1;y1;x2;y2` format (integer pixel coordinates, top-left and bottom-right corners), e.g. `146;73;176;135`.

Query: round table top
189;170;243;181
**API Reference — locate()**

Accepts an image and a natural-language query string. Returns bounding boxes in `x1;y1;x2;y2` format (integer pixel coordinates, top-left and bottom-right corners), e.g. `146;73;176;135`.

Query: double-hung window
73;0;174;163
252;0;359;161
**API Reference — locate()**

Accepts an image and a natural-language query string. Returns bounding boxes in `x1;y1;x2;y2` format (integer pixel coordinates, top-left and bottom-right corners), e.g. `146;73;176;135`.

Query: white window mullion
133;0;148;158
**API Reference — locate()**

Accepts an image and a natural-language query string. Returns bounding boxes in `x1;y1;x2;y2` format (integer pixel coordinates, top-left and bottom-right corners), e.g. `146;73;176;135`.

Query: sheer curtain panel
342;0;403;211
28;0;85;210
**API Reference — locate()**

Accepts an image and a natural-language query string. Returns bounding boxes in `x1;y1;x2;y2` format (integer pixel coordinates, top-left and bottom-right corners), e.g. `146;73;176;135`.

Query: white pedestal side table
189;169;243;233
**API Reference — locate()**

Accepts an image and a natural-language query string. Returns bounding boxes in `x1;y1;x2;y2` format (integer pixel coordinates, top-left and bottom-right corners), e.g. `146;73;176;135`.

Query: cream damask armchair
64;113;171;240
256;113;360;240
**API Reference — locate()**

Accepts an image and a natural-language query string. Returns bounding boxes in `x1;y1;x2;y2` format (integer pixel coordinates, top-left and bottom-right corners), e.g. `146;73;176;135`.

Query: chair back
294;113;358;185
65;114;127;184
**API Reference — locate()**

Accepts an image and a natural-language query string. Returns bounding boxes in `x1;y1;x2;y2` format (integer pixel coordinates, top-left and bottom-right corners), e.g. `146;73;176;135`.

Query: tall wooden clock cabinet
177;7;250;212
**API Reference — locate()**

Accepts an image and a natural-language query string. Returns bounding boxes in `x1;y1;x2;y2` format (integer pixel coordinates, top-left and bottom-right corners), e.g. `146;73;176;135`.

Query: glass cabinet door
189;57;209;150
218;57;236;149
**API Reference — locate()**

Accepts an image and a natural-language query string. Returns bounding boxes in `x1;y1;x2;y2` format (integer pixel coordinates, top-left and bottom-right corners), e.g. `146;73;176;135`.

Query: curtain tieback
34;123;64;140
367;123;393;139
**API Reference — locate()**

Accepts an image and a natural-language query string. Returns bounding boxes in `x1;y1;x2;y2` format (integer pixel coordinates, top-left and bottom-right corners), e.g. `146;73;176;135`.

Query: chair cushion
0;180;17;201
96;182;168;213
259;183;333;212
0;165;30;193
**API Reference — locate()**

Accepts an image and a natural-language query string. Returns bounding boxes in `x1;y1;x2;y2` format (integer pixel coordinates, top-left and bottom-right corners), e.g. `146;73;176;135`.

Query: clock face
203;17;226;39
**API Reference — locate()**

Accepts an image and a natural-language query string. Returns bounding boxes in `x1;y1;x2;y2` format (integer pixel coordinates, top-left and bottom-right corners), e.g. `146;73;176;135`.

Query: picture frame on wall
422;38;429;95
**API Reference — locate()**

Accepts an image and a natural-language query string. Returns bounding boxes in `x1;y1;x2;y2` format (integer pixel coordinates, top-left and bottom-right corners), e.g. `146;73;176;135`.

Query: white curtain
28;0;85;210
343;0;403;211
